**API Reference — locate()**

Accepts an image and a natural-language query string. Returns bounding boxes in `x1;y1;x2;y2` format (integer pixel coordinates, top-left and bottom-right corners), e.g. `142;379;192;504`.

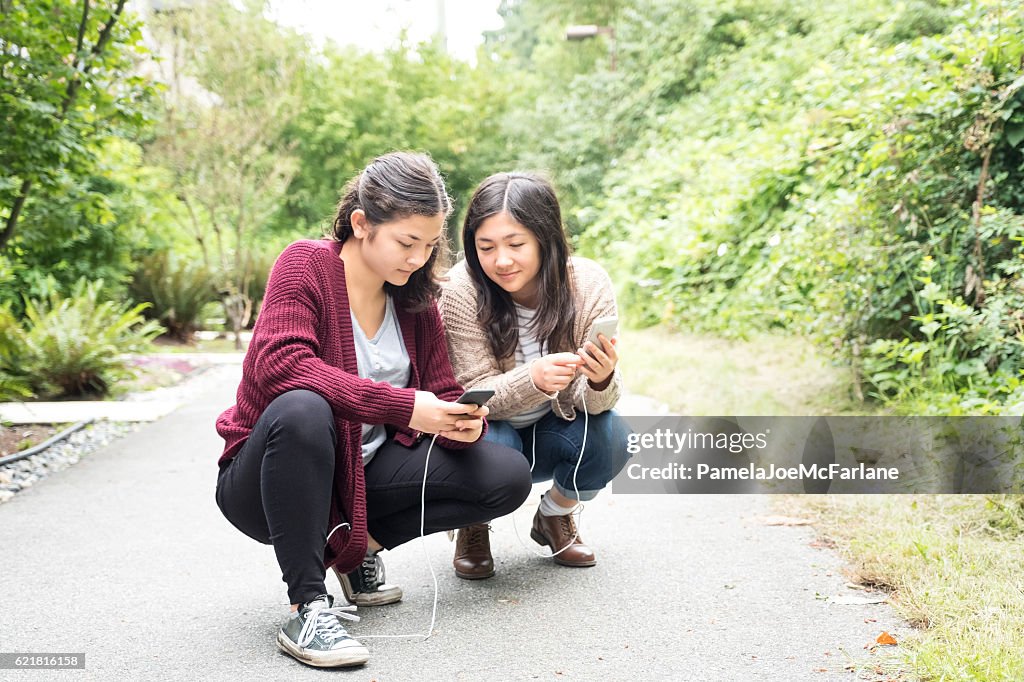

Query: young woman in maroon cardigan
214;152;532;668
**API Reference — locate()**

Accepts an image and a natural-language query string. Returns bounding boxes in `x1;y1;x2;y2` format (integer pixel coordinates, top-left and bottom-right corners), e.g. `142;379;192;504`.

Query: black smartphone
456;388;496;406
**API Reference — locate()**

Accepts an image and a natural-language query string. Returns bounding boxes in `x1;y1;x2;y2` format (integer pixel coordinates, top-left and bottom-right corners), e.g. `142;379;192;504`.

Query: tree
0;0;153;249
275;37;515;238
144;0;306;348
479;0;628;229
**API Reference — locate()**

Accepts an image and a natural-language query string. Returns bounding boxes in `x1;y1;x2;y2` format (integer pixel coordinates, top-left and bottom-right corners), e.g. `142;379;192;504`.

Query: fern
129;252;217;342
14;279;164;398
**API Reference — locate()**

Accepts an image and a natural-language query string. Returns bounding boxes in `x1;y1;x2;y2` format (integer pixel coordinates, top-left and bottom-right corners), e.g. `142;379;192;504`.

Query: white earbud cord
326;433;441;642
325;387;590;641
511;392;588;557
360;433;440;640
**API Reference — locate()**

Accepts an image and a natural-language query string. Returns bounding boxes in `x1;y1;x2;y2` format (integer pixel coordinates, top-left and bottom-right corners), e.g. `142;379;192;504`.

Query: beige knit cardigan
439;257;622;421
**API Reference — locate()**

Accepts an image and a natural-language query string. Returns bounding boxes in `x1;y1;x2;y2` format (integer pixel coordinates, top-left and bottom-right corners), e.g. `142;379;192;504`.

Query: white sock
539;491;577;517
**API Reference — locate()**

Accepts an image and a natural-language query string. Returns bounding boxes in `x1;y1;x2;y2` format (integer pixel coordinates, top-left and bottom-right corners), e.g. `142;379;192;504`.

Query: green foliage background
489;0;1024;414
0;0;158;307
2;0;1024;412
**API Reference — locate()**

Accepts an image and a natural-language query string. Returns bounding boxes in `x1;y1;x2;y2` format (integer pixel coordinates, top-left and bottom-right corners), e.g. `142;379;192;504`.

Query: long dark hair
331;151;452;311
462;172;576;360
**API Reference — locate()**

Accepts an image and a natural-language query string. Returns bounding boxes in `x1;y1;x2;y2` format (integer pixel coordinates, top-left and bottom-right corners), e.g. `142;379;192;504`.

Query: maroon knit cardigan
216;239;474;573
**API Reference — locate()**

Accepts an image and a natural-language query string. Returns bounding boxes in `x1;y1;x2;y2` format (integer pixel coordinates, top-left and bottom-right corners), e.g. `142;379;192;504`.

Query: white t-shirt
506;303;553;429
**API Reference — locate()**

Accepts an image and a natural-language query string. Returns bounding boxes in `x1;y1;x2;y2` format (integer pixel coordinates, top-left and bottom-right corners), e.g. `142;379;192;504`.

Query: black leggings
215;390;533;604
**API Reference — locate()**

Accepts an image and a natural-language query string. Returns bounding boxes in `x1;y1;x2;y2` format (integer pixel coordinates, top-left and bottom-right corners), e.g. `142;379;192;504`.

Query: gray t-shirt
351;295;410;465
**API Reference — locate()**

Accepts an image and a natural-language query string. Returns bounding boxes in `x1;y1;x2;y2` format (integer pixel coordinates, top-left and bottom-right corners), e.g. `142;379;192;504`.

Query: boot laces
464;524;490;551
558;513;578;541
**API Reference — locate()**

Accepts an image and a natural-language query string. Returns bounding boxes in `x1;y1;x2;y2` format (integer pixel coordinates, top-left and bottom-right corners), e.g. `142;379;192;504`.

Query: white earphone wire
511;392;588;557
355;433;440;641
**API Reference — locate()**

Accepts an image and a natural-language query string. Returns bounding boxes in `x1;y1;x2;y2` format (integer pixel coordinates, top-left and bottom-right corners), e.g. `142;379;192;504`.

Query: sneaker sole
530;529;597;567
333;568;403;606
276;631;369;668
349;590;403;607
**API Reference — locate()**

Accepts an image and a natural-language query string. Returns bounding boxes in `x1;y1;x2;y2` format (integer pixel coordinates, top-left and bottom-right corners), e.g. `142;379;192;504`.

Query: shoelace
463;525;490;551
558;513;577;541
360;554;385;591
297;598;360;648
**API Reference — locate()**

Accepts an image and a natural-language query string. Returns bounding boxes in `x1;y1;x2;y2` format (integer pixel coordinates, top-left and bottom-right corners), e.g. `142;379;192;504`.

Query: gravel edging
0;420;138;504
0;362;241;506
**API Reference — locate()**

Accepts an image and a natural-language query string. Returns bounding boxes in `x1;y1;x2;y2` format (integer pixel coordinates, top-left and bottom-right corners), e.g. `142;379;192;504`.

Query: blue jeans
484;409;631;502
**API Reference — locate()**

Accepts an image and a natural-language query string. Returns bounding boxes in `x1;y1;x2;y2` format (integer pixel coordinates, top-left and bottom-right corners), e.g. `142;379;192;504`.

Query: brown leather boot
453;523;494;580
530;507;596;567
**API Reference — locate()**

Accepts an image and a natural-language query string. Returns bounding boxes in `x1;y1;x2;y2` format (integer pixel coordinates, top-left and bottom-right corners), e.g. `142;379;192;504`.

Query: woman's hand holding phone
578;334;618;388
530;352;584;393
440;401;487;442
411;390;474;434
410;390;488;442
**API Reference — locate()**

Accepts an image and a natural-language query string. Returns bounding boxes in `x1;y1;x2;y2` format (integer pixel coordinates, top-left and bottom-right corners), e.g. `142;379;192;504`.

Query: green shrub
236;245;276;328
130;251;218;342
863;246;1024;415
0;305;33;401
11;279;164;398
571;0;1024;413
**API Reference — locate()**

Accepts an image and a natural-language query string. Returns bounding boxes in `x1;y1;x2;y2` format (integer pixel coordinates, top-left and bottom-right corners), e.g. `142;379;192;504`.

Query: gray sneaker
334;552;403;606
276;594;369;668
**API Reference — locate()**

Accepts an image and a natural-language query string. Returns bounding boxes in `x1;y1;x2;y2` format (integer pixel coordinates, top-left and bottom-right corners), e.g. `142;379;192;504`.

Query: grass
787;495;1024;682
620;324;1024;681
149;334;248;354
616;325;872;415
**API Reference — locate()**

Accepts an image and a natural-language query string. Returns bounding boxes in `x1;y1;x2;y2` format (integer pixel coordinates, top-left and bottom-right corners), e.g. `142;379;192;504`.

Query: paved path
0;362;905;681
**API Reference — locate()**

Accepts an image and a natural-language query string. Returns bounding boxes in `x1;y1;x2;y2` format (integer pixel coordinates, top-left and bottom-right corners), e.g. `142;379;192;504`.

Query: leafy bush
557;0;1024;413
1;139;171;317
236;244;277;328
130;251;217;342
0;305;32;401
863;245;1024;414
7;279;163;398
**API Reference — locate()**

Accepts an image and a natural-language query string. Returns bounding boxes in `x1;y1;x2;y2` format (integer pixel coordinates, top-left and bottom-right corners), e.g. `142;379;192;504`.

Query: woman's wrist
528;358;559;398
587;372;613;391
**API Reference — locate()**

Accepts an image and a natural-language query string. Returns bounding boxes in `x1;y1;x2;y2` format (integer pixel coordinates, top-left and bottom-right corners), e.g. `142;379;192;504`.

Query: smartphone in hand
585;316;619;356
455;388;496;407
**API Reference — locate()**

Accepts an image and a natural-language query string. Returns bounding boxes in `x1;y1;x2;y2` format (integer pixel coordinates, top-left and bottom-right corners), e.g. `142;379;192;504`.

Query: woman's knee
483;419;523;451
505;450;534;506
265;390;336;453
584;411;632;477
267;389;332;423
472;441;533;514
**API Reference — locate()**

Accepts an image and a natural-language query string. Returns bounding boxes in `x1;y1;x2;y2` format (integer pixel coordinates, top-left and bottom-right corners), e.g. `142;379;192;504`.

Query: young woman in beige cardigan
439;172;630;579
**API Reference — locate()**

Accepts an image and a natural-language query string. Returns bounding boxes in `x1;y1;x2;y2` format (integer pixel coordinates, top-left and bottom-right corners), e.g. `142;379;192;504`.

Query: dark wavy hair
330;151;452;311
462;172;576;361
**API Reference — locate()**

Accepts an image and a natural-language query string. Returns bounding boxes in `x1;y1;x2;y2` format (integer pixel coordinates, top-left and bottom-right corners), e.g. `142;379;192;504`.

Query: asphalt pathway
0;362;905;681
